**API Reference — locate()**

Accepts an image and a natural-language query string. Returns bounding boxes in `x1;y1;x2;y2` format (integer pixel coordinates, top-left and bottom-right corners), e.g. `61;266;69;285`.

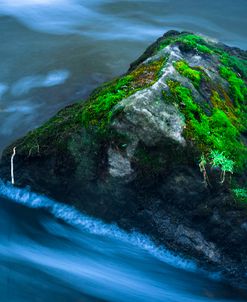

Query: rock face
1;30;247;287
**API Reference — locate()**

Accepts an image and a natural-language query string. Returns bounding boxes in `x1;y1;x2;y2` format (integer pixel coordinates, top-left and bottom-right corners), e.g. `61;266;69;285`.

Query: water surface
0;181;247;302
0;1;247;301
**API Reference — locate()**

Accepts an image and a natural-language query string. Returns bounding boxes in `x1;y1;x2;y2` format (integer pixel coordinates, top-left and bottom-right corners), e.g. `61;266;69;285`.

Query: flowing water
1;181;247;302
0;0;247;301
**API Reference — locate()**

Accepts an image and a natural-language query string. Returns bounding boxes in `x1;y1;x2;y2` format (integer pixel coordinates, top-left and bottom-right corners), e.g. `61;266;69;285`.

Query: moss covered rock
1;30;247;287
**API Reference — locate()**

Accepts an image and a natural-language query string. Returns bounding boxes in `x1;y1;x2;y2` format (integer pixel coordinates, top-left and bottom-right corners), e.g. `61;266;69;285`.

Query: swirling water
0;0;247;301
0;180;247;302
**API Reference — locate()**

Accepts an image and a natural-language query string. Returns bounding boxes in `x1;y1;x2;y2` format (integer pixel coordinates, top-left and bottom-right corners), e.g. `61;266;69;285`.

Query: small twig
220;171;226;184
11;147;16;185
199;160;210;187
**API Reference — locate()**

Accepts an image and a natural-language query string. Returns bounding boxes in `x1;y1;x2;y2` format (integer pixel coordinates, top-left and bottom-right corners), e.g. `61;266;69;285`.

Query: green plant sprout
210;150;234;183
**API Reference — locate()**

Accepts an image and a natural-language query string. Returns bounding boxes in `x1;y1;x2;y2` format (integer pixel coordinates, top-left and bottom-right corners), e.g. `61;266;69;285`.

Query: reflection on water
0;180;247;302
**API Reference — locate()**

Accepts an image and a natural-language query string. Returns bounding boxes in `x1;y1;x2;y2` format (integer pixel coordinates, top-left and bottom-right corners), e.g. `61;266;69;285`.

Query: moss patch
219;66;247;106
233;188;247;203
158;33;213;54
158;33;247;104
220;53;247;79
174;60;202;88
158;33;247;173
166;80;247;170
81;57;167;133
16;103;84;156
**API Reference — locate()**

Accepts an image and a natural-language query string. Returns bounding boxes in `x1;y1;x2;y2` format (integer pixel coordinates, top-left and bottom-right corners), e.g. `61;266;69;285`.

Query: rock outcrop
1;30;247;287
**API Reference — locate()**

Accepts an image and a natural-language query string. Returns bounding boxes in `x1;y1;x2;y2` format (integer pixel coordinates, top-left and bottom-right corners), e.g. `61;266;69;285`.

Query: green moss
81;74;133;131
174;60;202;88
166;80;247;170
156;33;247;138
211;91;234;113
17;102;84;156
81;57;167;133
158;34;213;54
158;33;247;95
167;80;198;114
178;34;213;54
220;53;247;79
219;66;247;105
158;34;247;96
233;188;247;203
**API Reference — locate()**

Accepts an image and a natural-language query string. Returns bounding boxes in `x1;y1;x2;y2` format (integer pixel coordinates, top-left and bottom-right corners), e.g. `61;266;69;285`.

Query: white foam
42;70;70;87
2;99;40;113
1;0;63;6
0;99;42;137
11;70;70;96
0;179;198;274
0;0;95;34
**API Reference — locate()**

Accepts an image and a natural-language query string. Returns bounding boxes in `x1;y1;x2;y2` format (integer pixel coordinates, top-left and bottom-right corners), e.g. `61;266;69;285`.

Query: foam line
0;179;216;277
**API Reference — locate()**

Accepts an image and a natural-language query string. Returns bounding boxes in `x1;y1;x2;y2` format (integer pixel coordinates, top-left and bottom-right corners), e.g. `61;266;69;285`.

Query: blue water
0;180;247;302
0;0;247;300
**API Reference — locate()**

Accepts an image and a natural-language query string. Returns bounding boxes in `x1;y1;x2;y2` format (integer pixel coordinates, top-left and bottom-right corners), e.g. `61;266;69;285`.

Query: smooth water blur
1;1;247;300
0;180;247;302
0;0;247;152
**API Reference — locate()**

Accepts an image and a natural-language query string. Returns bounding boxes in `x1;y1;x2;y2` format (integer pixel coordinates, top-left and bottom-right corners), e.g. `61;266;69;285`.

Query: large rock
1;30;247;287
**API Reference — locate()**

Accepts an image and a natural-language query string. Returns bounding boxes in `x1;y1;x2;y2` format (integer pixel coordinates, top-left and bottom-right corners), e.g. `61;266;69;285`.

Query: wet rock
0;30;247;288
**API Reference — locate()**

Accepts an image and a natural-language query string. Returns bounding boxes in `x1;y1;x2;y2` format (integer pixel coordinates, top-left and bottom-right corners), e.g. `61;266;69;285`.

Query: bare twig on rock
11;147;16;185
